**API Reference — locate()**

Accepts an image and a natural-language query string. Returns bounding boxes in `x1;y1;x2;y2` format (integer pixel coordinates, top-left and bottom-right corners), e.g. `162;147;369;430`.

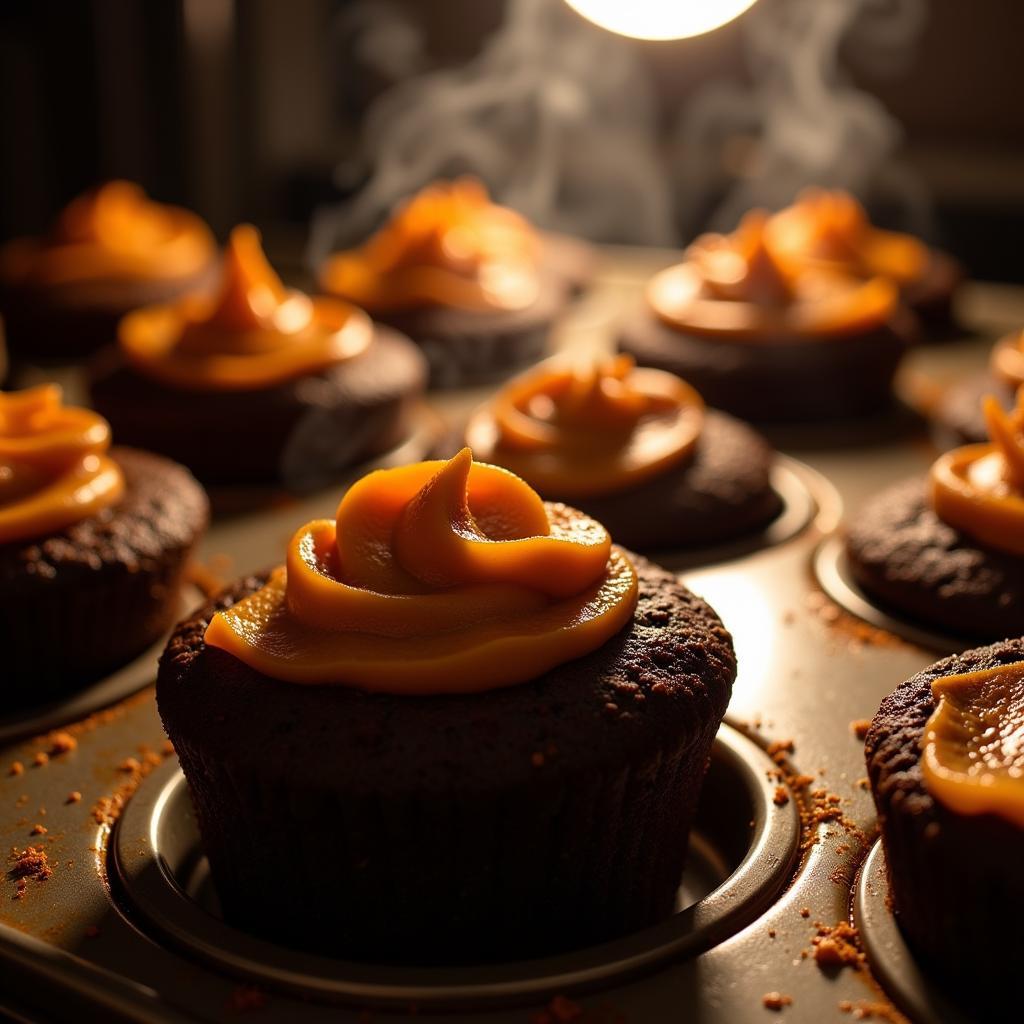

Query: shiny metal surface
0;252;1018;1022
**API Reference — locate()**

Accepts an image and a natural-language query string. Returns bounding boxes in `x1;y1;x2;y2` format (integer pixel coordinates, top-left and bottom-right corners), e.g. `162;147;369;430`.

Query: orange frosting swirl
205;449;638;693
990;329;1024;391
465;355;704;498
930;387;1024;555
766;189;929;286
648;210;898;341
922;661;1024;828
318;177;541;313
0;385;125;544
119;225;372;391
0;181;215;287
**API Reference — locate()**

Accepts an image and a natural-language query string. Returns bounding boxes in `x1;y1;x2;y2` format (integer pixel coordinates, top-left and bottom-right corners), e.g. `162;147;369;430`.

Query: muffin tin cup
813;535;970;654
853;841;974;1024
655;455;840;572
110;723;799;1010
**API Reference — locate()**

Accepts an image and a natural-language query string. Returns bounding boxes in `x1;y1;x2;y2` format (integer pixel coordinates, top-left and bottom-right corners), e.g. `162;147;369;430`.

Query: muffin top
465;354;705;499
0;384;124;544
0;181;215;290
647;210;897;342
766;189;931;290
930;385;1024;555
118;225;373;392
318;178;542;314
205;449;641;693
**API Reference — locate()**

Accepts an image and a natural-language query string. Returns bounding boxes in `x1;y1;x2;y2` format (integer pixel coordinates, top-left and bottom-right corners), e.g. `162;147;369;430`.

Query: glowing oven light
563;0;759;41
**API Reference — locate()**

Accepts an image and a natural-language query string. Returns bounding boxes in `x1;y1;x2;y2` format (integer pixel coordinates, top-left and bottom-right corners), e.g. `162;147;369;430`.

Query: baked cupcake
318;178;571;388
846;388;1024;640
1;384;207;704
91;225;427;489
157;449;736;963
618;211;914;423
767;189;962;337
464;354;782;551
933;327;1023;445
0;181;218;362
865;641;1024;1010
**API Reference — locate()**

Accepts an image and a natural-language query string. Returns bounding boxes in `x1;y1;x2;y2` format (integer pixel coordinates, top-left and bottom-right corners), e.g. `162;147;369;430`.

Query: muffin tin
0;250;1016;1023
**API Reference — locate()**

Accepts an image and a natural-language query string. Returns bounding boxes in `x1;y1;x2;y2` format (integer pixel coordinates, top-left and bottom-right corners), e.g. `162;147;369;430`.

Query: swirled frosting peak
119;225;372;391
465;355;704;498
930;387;1024;554
205;449;639;692
0;385;124;544
318;177;541;313
766;189;929;286
648;210;897;341
922;661;1024;827
0;181;215;287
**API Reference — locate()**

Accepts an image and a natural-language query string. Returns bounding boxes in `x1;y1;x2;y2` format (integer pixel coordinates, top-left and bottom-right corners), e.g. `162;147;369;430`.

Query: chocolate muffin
1;386;207;704
865;639;1024;1011
464;355;782;552
618;212;914;423
91;225;427;489
0;181;218;362
846;476;1024;640
767;188;962;338
157;451;736;964
318;178;571;389
847;390;1024;640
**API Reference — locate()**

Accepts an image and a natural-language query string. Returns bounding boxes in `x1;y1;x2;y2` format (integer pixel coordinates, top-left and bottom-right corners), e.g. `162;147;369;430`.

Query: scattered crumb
8;846;53;895
48;731;77;755
8;762;23;777
29;824;47;836
856;778;870;790
812;922;864;971
762;992;793;1011
766;739;795;761
32;752;49;767
850;720;872;740
773;786;790;807
92;745;175;828
161;739;175;756
768;929;776;939
799;907;810;918
66;791;82;805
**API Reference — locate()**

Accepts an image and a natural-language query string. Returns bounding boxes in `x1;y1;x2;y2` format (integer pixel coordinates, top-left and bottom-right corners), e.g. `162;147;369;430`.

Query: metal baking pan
0;251;1017;1023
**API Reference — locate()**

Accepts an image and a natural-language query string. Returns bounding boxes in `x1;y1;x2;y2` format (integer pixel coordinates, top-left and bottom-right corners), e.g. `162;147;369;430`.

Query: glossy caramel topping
205;449;638;692
930;387;1024;555
119;225;372;391
0;181;215;287
922;661;1024;828
465;355;704;498
318;177;541;313
0;385;124;544
990;329;1024;391
648;210;897;341
766;189;929;286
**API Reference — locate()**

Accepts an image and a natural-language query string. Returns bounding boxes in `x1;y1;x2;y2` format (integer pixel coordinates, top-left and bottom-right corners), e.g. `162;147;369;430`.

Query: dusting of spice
8;845;53;896
92;747;169;827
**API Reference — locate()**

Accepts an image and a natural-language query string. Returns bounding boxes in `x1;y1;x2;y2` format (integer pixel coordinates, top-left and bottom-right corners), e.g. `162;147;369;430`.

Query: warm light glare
564;0;759;41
